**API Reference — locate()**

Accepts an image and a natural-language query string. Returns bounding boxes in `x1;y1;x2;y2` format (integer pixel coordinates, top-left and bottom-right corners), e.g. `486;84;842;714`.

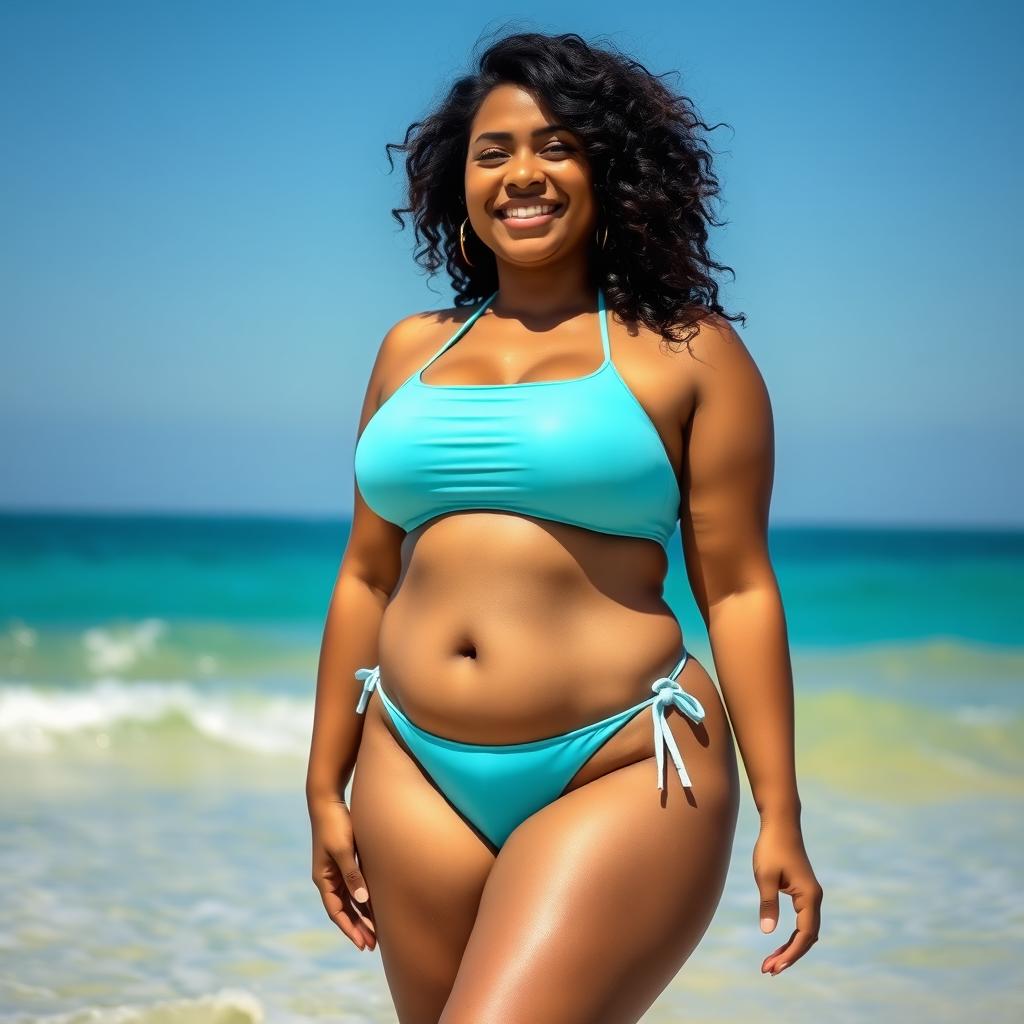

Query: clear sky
1;0;1020;526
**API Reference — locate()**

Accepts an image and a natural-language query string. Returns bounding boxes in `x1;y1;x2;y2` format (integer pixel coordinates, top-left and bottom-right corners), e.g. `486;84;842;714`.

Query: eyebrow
472;123;573;144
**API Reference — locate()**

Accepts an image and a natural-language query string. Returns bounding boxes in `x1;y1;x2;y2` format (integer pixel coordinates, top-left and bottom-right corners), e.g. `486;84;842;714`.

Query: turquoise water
1;511;1022;1022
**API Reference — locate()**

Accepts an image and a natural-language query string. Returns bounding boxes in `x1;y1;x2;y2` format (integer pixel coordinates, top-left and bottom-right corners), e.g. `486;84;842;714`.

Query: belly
375;512;686;743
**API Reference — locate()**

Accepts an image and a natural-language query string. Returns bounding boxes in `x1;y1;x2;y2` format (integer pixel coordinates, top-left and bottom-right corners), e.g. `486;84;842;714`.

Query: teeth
500;204;559;219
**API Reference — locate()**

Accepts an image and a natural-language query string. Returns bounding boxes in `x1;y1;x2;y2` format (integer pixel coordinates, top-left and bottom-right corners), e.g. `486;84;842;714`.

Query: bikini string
650;650;706;790
354;665;381;714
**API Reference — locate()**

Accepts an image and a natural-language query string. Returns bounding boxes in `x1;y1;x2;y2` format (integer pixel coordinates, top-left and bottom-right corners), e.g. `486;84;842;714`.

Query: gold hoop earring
596;223;608;249
459;218;474;267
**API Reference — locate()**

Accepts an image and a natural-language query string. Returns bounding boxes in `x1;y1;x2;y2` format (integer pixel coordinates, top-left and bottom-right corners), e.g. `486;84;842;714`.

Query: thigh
349;690;497;1024
438;706;741;1024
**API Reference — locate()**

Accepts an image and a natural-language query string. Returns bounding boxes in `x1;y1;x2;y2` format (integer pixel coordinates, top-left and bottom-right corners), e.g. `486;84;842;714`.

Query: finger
314;876;368;950
756;872;780;934
763;885;823;974
350;898;378;948
350;888;376;929
331;847;370;907
761;927;797;974
763;923;817;973
356;902;377;933
336;879;377;949
317;854;377;950
332;860;375;948
354;917;377;949
333;904;376;951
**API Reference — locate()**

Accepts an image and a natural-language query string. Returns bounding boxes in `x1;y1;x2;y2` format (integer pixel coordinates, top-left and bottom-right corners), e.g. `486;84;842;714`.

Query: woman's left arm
679;314;823;977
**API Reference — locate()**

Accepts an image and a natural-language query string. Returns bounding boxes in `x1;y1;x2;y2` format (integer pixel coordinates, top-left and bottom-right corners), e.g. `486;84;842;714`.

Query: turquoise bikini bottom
352;647;706;849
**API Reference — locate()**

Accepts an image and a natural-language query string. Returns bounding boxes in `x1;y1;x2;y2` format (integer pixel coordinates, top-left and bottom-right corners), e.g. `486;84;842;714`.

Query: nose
504;147;546;190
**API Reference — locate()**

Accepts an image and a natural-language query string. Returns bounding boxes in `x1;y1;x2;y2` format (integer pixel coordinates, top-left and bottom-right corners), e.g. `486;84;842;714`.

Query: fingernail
354;887;368;903
760;917;773;932
776;961;789;974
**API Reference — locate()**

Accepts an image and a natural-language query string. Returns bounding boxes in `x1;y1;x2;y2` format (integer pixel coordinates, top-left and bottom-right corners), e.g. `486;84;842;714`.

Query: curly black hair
385;26;745;347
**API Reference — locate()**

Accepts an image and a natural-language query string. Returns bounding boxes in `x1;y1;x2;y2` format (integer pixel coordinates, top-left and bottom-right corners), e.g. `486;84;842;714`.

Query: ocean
1;511;1021;1023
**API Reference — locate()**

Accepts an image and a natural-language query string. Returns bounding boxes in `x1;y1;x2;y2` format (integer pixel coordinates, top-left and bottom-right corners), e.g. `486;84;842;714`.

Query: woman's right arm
304;566;393;805
305;315;420;949
304;566;391;952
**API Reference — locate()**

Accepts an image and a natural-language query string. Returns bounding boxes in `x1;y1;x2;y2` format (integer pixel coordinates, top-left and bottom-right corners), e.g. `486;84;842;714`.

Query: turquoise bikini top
354;287;681;549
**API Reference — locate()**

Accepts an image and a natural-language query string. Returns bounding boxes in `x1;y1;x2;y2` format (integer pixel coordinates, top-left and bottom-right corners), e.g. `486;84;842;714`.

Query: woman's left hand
753;818;823;976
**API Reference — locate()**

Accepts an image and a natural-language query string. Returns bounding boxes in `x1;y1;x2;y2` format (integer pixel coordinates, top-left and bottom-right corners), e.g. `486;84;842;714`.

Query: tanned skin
306;82;823;1023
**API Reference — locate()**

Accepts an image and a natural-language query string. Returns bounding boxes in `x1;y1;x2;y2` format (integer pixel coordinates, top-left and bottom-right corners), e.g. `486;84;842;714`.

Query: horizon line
0;505;1020;534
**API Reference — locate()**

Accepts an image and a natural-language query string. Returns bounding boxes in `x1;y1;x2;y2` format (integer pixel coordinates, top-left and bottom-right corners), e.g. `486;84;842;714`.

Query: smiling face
464;83;597;268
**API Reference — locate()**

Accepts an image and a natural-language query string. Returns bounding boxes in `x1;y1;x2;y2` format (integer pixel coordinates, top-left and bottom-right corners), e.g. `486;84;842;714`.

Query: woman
306;29;823;1024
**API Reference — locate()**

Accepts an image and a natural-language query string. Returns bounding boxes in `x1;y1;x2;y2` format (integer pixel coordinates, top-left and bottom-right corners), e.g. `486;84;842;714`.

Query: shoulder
361;302;480;412
680;309;755;365
375;302;477;367
617;306;766;411
678;310;768;405
682;312;773;475
616;304;756;373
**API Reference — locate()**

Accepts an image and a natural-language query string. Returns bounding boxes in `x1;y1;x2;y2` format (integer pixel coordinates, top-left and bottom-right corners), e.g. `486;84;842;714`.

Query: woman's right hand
309;796;377;952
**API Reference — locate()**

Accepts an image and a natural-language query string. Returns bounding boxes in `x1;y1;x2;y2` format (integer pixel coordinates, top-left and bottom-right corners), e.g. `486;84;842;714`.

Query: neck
489;262;597;322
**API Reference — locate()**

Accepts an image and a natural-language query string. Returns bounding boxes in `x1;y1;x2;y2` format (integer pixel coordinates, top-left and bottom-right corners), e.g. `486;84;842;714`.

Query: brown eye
477;143;574;160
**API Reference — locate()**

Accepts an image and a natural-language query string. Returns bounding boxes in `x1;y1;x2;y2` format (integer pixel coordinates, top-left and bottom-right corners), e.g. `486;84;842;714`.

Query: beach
1;512;1021;1022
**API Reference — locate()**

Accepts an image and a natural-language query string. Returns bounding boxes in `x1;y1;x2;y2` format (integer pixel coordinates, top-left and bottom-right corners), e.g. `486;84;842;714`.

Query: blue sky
1;0;1020;526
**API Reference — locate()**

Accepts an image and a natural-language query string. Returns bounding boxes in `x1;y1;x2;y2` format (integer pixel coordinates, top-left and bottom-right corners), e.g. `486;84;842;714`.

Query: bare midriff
375;509;688;744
